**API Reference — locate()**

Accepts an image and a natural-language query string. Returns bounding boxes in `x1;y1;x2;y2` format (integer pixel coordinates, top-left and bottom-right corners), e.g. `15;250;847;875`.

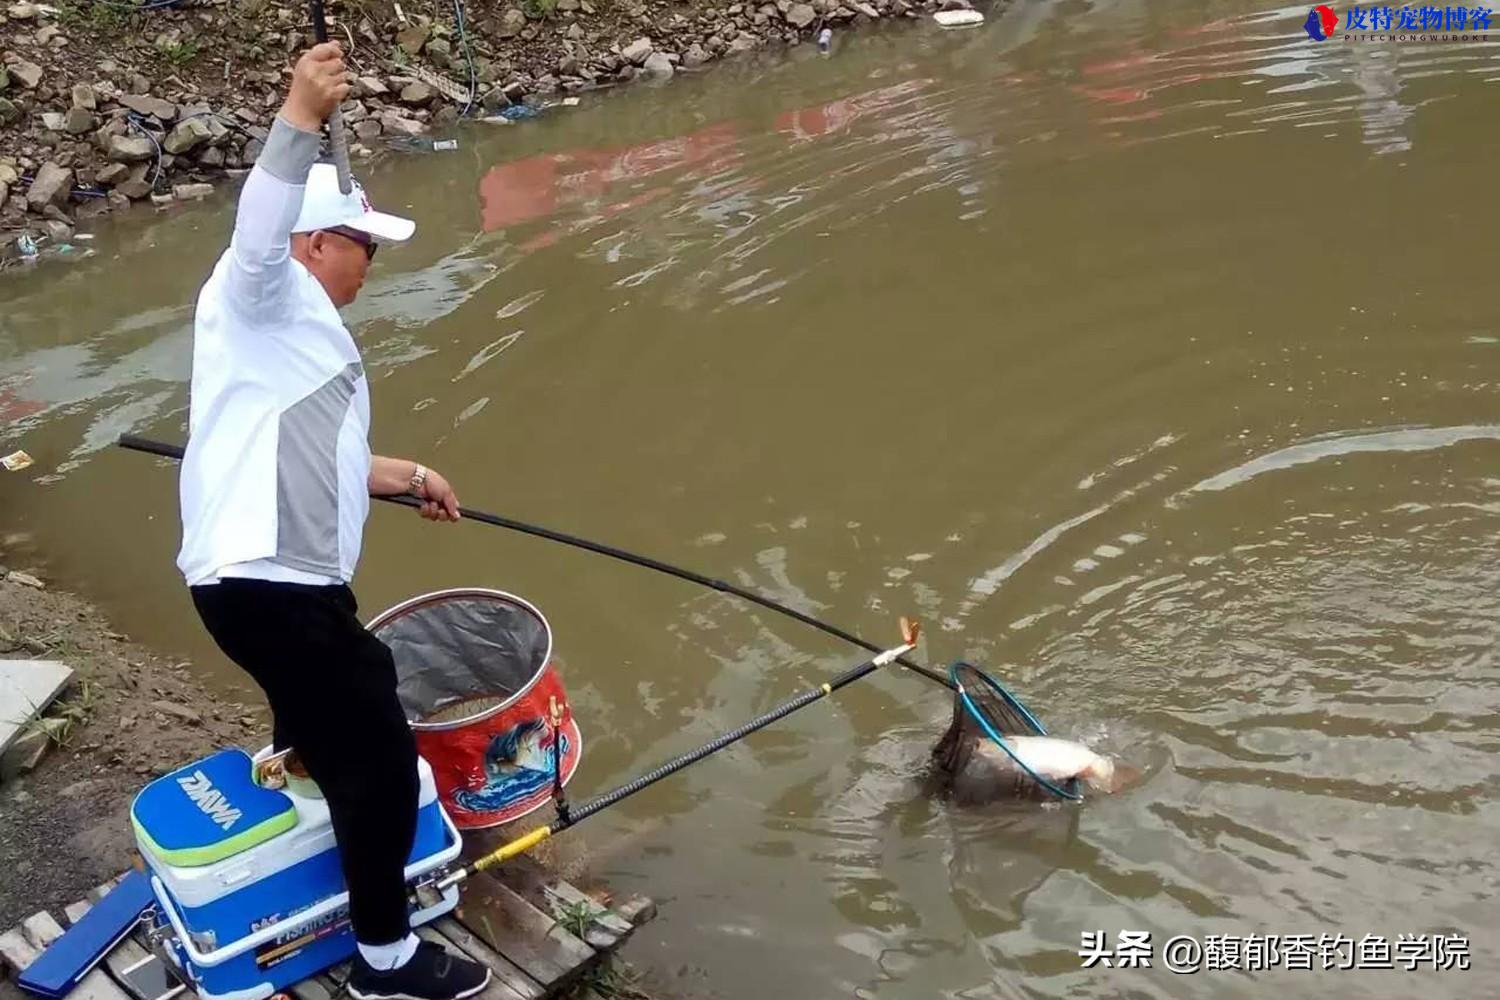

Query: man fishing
176;41;490;1000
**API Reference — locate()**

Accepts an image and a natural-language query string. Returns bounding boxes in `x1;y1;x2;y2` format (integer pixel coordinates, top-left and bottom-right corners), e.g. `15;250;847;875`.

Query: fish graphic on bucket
367;588;582;829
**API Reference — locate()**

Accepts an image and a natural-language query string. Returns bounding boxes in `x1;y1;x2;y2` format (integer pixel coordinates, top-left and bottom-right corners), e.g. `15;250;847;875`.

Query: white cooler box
131;747;462;1000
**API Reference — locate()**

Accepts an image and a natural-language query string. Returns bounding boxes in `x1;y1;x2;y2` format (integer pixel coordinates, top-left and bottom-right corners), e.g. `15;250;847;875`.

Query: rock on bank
0;0;985;263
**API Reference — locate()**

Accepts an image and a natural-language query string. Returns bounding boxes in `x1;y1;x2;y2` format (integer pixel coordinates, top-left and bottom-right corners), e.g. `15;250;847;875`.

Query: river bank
0;566;662;999
0;0;986;265
0;559;621;928
0;568;266;927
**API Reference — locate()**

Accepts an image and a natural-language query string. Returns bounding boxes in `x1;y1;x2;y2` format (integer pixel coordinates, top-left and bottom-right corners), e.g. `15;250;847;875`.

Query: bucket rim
364;587;556;731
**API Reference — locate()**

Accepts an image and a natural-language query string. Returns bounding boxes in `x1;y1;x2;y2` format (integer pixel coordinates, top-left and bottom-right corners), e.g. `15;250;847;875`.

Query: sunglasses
324;226;378;261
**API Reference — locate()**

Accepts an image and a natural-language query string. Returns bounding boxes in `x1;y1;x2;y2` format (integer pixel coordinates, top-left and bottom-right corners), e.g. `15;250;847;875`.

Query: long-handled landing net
432;617;922;890
116;437;1083;826
933;661;1081;801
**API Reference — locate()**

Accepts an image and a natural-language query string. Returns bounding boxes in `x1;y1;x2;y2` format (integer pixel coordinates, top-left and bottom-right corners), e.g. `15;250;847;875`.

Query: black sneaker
348;940;492;1000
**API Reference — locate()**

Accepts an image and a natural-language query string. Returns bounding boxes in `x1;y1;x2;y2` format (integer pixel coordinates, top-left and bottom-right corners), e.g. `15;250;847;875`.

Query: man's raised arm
223;43;349;317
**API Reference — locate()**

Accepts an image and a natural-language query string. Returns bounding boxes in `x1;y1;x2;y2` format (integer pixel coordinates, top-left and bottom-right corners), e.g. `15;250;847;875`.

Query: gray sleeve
222;116;323;320
256;115;321;184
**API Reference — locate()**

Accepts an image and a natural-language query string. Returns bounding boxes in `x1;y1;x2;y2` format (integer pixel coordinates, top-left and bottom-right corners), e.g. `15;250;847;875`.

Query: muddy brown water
4;2;1500;996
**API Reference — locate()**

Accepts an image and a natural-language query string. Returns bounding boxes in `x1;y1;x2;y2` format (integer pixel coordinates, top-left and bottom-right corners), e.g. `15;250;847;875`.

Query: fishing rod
434;617;920;889
115;435;955;689
308;0;353;194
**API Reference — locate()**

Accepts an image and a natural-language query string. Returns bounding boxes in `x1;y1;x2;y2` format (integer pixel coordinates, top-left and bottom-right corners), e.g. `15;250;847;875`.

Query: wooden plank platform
457;869;597;992
3;856;656;1000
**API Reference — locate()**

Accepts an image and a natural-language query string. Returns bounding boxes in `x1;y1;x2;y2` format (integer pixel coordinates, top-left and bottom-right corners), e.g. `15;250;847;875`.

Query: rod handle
308;0;353;195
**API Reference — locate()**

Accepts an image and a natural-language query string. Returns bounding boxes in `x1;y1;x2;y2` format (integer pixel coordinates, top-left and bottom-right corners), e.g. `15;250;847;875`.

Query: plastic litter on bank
2;450;34;472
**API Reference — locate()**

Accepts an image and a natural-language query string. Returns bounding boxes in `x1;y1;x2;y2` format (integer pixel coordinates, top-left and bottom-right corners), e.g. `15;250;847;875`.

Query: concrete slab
0;659;74;756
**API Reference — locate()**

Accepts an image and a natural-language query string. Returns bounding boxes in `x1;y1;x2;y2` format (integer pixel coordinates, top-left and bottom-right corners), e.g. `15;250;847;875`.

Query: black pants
191;579;417;945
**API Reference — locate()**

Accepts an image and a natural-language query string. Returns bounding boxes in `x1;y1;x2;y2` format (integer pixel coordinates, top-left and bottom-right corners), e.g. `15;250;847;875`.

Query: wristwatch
408;463;428;497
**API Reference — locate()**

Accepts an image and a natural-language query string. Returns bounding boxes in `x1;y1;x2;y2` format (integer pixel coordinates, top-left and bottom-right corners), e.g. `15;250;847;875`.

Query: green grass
57;0;134;36
156;39;202;67
569;959;651;1000
552;899;594;941
17;622;80;658
14;678;96;750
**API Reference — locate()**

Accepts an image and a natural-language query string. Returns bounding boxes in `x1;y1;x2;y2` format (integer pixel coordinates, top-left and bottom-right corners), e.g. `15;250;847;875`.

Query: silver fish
948;736;1129;803
930;691;1135;803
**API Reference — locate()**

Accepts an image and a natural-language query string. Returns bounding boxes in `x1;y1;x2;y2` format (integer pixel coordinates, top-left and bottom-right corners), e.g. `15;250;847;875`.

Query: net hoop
949;661;1083;801
366;587;556;732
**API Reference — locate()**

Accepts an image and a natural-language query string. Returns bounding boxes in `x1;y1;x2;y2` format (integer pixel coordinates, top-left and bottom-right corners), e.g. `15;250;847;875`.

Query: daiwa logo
177;770;243;831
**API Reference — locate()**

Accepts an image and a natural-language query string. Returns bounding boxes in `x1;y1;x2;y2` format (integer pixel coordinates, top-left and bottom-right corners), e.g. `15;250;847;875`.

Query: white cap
291;162;416;243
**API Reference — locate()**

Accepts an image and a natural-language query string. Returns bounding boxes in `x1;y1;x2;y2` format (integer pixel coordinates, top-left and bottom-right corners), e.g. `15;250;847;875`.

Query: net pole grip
308;0;352;195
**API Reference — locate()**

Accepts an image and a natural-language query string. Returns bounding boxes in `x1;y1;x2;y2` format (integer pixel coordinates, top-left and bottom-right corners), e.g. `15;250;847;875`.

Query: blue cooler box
131;748;462;1000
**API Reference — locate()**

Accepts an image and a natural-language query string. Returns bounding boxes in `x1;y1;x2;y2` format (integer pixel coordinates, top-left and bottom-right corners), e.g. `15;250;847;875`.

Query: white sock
358;933;420;971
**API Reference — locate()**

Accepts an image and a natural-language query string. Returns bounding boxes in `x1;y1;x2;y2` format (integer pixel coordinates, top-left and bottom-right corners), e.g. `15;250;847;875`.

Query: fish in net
932;662;1045;770
931;662;1124;801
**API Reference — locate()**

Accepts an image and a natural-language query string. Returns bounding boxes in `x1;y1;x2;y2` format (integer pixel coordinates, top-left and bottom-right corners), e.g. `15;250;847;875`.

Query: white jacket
177;118;372;587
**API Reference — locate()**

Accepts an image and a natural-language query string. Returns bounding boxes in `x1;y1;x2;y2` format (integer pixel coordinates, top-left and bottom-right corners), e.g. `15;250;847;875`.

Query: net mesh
367;591;552;726
418;694;510;725
932;662;1045;777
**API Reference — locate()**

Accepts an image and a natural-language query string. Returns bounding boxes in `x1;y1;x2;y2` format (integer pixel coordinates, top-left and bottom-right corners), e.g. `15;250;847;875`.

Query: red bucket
367;588;582;829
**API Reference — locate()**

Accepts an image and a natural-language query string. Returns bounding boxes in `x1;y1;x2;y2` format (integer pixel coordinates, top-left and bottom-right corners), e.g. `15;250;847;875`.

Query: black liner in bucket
365;588;554;730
